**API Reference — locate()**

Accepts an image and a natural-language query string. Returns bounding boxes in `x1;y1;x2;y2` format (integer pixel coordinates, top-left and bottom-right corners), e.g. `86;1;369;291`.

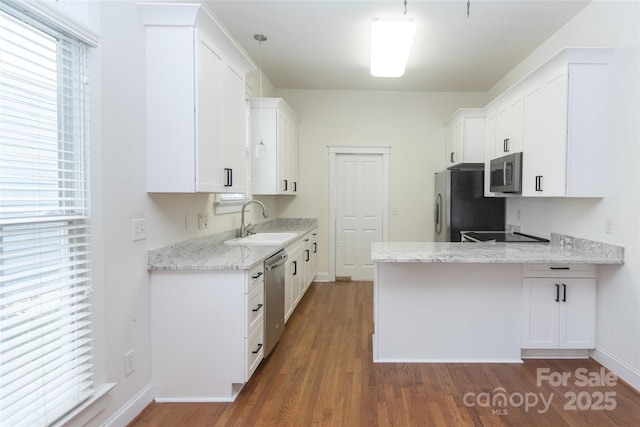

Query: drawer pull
252;343;263;354
550;267;570;270
252;271;263;279
252;303;263;312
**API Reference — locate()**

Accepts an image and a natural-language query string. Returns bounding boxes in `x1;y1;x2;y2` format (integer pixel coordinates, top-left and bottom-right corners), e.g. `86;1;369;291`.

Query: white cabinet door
522;69;568;196
495;95;523;156
277;109;291;193
445;124;457;166
196;32;226;192
522;278;596;349
522;279;559;348
291;254;302;307
289;120;299;193
222;64;248;193
284;256;294;321
559;278;596;349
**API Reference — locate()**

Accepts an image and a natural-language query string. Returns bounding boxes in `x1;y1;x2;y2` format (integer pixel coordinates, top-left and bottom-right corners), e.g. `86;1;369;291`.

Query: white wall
492;1;640;389
274;89;488;276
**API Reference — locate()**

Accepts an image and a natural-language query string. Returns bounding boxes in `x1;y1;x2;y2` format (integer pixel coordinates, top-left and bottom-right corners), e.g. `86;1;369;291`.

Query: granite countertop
372;233;624;265
147;218;318;271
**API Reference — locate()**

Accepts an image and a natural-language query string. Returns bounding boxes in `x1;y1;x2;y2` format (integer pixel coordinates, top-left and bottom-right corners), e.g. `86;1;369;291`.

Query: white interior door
335;153;384;280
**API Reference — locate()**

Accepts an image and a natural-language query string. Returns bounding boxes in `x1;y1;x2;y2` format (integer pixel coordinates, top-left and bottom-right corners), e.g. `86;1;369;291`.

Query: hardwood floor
130;281;640;426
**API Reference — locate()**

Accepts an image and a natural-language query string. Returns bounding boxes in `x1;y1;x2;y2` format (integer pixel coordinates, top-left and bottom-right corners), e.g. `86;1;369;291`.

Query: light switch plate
132;218;147;241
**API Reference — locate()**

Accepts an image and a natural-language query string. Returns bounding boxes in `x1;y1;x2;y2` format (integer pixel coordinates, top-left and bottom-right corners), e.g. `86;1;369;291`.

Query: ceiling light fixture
370;1;416;78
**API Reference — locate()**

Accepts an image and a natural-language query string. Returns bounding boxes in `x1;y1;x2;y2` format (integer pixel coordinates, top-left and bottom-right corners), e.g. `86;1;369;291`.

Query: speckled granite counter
147;218;318;270
372;233;624;265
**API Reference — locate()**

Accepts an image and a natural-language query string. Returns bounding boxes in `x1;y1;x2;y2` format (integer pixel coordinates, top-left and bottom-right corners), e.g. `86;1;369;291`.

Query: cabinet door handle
313;242;317;253
293;181;297;192
283;179;288;191
305;249;310;262
224;168;233;187
450;152;455;163
562;284;567;302
252;303;263;312
504;138;510;152
535;175;543;192
555;284;560;302
293;260;297;276
252;271;263;279
252;343;263;354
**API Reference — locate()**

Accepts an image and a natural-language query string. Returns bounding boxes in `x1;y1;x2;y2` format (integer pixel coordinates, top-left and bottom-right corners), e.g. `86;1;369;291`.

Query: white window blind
0;3;93;426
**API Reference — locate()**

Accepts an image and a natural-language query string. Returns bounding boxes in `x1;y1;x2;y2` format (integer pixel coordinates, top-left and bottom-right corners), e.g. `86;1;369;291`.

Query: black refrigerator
434;169;505;242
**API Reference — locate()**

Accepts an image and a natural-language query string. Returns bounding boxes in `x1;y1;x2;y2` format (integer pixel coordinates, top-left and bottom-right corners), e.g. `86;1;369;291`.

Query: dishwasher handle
265;253;287;270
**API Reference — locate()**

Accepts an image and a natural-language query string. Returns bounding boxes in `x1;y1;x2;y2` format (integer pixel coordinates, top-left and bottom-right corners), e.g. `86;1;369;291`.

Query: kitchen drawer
247;263;264;293
523;264;595;278
245;321;264;381
246;282;264;337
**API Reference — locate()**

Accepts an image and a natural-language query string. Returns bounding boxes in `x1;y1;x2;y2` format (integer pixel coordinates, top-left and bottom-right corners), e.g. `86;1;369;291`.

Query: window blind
0;4;93;426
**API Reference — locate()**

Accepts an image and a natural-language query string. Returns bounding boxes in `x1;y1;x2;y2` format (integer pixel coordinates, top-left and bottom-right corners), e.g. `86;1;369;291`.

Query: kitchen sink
224;232;298;245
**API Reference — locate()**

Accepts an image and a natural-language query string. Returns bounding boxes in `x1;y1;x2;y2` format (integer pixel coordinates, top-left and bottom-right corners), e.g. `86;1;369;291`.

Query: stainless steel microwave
489;152;523;193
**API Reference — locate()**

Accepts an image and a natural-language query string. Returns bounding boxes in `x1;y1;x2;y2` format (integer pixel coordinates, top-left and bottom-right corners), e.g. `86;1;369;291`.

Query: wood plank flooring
130;281;640;426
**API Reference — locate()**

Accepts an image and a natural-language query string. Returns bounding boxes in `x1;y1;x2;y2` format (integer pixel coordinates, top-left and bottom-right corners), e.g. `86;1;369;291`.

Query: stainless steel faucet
239;200;269;237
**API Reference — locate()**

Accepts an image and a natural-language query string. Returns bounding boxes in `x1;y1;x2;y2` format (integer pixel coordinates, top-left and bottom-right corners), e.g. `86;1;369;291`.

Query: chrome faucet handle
245;223;256;234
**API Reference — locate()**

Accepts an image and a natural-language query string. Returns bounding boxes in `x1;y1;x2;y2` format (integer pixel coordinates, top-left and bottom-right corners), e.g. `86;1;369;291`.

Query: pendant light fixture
254;33;268;159
370;0;416;78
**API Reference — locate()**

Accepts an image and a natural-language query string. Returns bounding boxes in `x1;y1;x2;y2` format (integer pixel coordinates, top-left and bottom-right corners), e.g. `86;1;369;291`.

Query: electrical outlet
605;217;613;234
132;218;147;241
198;212;209;229
185;213;194;231
124;349;135;376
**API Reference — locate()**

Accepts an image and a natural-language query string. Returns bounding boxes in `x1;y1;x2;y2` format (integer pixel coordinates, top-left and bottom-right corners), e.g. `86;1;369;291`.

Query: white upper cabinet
522;62;608;197
492;94;524;157
444;109;485;168
139;3;254;193
251;98;299;195
483;47;612;198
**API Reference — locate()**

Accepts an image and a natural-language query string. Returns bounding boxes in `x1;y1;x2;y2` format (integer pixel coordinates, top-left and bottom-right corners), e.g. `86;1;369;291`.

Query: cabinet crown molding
485;47;614;110
137;2;255;74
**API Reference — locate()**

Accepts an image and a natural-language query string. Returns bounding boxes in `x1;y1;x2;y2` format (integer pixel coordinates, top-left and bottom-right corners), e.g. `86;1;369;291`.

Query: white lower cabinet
285;240;303;322
302;230;318;291
522;265;596;350
150;263;264;401
284;228;318;322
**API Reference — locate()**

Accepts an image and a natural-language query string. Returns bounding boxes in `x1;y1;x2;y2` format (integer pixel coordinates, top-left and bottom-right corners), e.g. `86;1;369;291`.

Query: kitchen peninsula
371;234;624;364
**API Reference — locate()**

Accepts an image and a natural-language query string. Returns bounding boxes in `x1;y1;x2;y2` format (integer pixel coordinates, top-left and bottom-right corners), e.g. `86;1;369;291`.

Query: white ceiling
203;0;591;92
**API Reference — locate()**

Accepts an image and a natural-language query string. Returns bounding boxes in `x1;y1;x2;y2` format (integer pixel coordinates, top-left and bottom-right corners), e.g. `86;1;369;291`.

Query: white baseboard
522;349;590;359
591;347;640;392
104;383;155;427
314;272;331;282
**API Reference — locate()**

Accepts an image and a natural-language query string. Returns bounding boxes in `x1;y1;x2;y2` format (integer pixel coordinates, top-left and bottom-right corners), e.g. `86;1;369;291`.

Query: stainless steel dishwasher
264;249;287;357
